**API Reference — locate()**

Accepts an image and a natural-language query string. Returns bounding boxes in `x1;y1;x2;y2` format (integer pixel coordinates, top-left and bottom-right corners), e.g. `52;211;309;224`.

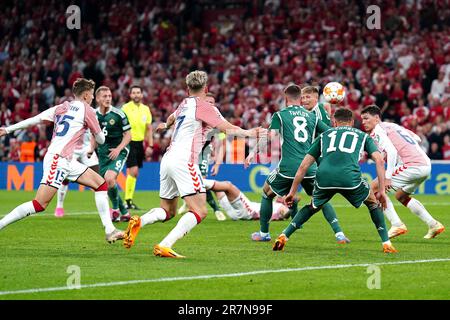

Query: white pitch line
2;202;449;218
0;258;449;296
4;202;450;218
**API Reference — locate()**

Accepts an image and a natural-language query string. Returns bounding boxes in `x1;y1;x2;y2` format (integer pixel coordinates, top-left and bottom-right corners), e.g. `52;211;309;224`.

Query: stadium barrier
0;161;449;194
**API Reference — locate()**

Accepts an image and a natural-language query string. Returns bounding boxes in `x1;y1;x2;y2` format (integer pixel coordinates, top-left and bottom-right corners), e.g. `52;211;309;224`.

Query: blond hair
95;85;111;96
186;70;208;93
301;85;319;95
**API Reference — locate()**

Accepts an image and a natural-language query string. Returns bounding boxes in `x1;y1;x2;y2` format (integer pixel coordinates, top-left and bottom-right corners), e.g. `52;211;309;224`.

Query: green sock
259;193;273;233
369;206;389;242
107;185;119;210
288;199;298;219
321;203;343;234
206;190;220;212
283;205;316;238
118;195;128;215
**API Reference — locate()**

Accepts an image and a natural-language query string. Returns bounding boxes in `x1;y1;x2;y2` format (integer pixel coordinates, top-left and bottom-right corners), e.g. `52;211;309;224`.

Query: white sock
384;197;403;227
407;198;436;227
95;191;115;234
141;208;167;227
0;201;37;230
382;240;392;246
57;183;69;209
230;193;249;220
218;196;239;220
159;211;199;248
335;231;344;238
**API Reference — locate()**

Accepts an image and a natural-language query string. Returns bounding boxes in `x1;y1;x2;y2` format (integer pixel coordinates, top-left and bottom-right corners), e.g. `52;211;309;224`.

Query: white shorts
41;153;88;189
159;157;206;199
73;148;99;167
391;165;431;194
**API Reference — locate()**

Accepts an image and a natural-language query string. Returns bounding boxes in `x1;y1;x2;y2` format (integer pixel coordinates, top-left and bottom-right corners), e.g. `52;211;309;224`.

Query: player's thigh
126;141;144;170
265;170;292;197
35;184;58;208
183;192;207;218
76;167;105;189
301;178;315;196
341;180;371;208
392;165;430;194
159;158;180;201
41;153;71;189
100;151;127;178
311;184;336;210
370;178;379;193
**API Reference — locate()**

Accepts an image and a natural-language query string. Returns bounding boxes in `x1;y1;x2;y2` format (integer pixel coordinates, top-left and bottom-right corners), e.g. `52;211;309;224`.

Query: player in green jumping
276;108;398;253
95;86;132;222
248;84;349;243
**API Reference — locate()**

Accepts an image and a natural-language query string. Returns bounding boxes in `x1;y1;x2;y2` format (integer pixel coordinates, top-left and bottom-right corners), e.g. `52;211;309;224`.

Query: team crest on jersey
109;119;115;125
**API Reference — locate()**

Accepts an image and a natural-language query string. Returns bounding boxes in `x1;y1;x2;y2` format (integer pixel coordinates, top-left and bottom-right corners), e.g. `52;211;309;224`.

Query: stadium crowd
0;0;449;162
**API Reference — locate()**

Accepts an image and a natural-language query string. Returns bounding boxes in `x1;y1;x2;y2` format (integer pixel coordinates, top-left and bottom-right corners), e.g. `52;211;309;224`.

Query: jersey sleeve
85;105;101;135
120;110;131;132
38;106;57;122
196;100;226;128
307;135;322;159
269;113;281;130
364;135;379;156
316;119;330;134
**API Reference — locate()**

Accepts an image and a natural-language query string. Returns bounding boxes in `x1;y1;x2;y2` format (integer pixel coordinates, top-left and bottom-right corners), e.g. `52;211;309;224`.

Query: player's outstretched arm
285;154;316;207
1;109;54;135
245;128;269;168
371;151;388;209
216;120;260;138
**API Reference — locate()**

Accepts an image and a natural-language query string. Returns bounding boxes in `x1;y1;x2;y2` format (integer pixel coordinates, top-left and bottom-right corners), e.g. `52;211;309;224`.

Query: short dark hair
284;84;302;99
361;105;381;117
334;108;353;122
72;78;95;96
130;85;142;93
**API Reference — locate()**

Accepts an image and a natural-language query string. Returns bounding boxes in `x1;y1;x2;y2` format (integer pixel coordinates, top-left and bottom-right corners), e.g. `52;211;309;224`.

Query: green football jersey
96;106;131;158
308;126;378;189
270;105;329;178
312;103;331;127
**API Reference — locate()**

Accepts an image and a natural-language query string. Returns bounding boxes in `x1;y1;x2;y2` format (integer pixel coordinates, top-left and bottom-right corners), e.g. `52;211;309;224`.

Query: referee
121;85;153;210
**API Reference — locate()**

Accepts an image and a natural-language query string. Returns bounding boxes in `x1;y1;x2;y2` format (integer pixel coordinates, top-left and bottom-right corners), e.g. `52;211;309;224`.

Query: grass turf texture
0;190;448;300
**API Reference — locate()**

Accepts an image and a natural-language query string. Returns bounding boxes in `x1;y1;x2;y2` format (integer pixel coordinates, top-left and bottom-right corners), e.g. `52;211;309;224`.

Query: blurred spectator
442;134;450;160
0;0;448;163
428;142;443;160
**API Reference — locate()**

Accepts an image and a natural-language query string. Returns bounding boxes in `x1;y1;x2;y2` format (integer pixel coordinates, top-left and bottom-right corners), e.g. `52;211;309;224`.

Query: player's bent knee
396;193;411;206
94;181;108;192
32;199;46;212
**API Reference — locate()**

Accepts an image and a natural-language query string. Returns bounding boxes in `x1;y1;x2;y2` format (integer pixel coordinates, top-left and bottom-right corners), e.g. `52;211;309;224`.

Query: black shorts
126;141;145;168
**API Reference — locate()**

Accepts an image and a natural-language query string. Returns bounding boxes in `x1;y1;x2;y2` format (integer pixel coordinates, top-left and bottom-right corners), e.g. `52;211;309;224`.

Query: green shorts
312;179;370;209
99;149;129;177
266;170;315;197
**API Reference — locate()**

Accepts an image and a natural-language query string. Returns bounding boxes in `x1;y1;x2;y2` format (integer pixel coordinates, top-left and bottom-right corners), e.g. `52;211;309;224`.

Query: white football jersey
40;101;101;159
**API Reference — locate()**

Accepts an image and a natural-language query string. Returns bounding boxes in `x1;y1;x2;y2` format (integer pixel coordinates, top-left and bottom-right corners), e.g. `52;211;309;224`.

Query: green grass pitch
0;190;448;300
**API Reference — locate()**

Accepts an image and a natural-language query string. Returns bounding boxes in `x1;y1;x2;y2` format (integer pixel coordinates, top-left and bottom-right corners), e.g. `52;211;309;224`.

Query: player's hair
361;105;382;117
301;85;319;95
95;86;111;96
334;108;353;122
186;70;208;93
206;92;215;99
72;78;95;97
129;85;142;93
284;84;302;99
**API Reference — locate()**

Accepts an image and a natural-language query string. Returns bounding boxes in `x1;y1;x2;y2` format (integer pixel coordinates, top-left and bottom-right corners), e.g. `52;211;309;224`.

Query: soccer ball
323;82;346;104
